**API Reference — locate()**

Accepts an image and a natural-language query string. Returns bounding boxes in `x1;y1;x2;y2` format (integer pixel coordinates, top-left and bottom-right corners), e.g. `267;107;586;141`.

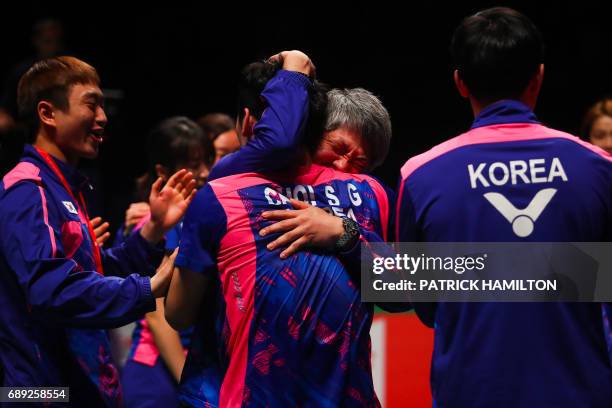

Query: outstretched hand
141;169;196;243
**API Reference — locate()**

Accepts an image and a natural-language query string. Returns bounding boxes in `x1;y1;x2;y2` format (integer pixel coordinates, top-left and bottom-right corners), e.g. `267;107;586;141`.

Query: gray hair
325;88;392;170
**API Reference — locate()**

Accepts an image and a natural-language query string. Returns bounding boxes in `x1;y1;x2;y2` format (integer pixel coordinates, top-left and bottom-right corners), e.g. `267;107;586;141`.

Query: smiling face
313;127;370;174
53;83;107;161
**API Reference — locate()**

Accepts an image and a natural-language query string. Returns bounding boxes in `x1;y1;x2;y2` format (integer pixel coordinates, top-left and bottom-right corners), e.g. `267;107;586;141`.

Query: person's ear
37;101;57;128
521;64;544;108
529;64;545;98
247;116;256;136
535;64;544;89
454;70;470;99
241;107;256;139
154;164;170;182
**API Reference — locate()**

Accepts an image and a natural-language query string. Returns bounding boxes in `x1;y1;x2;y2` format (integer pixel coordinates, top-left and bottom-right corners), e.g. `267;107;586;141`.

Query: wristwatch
334;218;360;252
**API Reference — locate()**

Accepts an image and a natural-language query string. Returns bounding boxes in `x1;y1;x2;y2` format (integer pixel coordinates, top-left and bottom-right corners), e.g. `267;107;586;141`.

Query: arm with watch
259;198;411;313
259;198;362;259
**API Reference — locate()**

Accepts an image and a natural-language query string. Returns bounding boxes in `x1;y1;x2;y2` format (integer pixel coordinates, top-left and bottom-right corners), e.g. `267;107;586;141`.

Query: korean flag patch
62;201;78;215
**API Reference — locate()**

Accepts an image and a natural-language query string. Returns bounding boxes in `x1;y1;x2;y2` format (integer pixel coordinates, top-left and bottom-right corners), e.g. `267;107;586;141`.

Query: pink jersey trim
400;123;612;181
61;220;83;259
395;180;406;242
131;319;159;367
210;184;257;408
37;185;57;257
2;162;41;189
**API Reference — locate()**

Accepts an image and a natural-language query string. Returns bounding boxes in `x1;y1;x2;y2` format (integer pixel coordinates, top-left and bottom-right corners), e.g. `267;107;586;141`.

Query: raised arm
209;51;316;180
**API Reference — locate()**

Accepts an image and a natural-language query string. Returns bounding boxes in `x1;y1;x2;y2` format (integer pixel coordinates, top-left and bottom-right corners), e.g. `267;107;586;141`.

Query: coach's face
313;127;369;174
54;83;107;161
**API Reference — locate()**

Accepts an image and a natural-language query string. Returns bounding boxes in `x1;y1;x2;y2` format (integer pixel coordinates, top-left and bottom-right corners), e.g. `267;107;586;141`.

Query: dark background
1;1;610;231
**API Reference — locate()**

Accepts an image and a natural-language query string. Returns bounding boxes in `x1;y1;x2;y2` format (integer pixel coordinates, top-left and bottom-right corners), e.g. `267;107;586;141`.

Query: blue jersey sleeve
381;182;396;242
164;222;183;251
175;185;227;275
209;70;311;180
0;181;156;329
102;230;165;278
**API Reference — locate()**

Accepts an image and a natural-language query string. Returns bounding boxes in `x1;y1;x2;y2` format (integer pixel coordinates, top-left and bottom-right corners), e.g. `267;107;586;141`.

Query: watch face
335;218;356;251
346;219;359;234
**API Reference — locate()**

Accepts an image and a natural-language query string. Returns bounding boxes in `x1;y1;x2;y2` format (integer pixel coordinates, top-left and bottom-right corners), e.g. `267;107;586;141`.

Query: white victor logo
468;157;567;238
483;188;556;237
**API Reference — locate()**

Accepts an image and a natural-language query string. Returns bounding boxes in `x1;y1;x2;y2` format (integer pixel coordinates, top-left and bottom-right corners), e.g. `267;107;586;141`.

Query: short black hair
237;60;282;121
197;113;235;142
451;7;544;103
147;116;214;173
237;60;328;150
17;56;100;143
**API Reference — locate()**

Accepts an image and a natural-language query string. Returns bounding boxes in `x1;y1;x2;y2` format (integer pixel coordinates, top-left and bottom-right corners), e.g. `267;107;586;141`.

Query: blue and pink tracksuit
396;100;612;407
0;145;163;406
177;164;392;407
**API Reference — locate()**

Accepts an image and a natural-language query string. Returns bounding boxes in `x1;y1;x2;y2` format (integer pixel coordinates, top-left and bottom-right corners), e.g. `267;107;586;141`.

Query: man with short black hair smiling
0;56;195;406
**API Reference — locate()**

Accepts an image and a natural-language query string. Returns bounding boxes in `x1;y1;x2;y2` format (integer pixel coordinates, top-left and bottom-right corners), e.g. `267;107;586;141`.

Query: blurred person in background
0;18;67;175
117;118;214;240
197;112;240;163
0;18;66;133
581;97;612;154
118;116;215;408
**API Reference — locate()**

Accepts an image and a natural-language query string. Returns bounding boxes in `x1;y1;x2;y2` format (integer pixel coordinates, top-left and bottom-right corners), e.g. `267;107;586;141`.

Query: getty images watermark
361;242;612;302
372;253;558;291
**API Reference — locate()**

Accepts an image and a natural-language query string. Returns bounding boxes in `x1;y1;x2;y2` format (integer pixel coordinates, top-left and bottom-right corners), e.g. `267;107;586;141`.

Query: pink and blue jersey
397;100;612;407
176;164;392;407
0;145;163;406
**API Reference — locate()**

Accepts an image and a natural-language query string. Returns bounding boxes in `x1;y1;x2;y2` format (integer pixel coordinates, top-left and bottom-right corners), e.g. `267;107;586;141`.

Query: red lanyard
34;147;104;275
